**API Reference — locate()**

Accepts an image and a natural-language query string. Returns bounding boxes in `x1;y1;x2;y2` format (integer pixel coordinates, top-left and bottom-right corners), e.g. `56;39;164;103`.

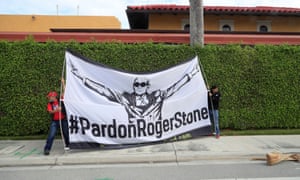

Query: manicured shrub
0;40;299;136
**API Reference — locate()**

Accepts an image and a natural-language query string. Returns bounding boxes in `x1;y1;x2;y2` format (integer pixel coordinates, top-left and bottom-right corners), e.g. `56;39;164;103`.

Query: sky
1;0;300;29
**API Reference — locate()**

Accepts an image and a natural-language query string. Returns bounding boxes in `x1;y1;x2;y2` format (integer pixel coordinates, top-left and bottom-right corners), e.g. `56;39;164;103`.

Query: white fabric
64;51;210;145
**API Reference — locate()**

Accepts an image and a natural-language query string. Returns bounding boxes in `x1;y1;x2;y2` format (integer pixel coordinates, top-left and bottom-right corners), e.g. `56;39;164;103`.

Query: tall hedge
0;39;299;136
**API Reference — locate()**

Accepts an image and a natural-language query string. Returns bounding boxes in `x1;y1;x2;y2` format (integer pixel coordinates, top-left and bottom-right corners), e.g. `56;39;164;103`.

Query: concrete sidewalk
0;135;299;167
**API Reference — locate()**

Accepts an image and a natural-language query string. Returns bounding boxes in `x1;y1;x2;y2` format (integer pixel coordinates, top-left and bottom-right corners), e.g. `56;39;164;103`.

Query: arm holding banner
71;68;121;103
165;65;200;98
61;77;66;97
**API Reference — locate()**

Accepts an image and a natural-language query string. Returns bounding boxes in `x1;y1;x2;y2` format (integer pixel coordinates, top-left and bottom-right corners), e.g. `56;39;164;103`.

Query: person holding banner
208;85;221;139
44;78;70;155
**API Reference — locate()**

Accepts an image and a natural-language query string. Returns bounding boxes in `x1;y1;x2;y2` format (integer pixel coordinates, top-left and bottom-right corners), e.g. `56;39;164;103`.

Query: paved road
0;161;299;180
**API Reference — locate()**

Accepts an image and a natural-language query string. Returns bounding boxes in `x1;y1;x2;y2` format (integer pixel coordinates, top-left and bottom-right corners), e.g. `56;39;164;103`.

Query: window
257;21;271;32
222;25;231;32
259;25;268;32
183;24;190;31
219;20;234;32
181;19;189;31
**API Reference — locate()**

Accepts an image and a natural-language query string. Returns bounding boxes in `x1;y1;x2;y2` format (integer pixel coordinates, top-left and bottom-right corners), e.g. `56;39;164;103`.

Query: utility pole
56;4;59;16
189;0;204;47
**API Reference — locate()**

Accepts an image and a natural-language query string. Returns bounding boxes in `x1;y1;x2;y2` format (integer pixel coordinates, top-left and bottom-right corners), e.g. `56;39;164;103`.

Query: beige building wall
0;15;121;32
207;15;300;32
148;13;300;32
149;14;188;30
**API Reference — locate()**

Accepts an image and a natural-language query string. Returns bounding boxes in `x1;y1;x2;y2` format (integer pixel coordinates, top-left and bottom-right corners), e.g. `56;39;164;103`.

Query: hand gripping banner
64;50;211;147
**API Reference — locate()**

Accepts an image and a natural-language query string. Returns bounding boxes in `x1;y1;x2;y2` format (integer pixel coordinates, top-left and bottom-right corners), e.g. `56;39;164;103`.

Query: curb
0;152;263;167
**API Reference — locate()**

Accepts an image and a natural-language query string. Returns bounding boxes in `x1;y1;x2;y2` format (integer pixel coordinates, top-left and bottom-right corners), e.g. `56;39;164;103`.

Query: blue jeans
209;109;220;136
44;119;69;151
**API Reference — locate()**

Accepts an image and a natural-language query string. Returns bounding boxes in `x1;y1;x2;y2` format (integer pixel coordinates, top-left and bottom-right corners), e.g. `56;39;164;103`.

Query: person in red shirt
44;79;70;155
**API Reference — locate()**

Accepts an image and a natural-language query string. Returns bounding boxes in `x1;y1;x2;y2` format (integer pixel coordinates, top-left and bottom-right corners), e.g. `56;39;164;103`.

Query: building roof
127;4;300;15
127;4;189;12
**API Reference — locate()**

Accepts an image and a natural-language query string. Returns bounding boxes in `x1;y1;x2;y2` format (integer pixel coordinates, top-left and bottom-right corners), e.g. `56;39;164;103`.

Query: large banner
64;50;211;146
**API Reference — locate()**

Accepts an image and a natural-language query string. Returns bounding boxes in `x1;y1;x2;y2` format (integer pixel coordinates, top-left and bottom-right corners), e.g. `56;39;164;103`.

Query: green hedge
0;39;299;136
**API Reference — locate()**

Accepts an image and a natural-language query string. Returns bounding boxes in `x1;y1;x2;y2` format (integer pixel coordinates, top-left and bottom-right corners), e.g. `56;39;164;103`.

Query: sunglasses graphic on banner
134;82;149;87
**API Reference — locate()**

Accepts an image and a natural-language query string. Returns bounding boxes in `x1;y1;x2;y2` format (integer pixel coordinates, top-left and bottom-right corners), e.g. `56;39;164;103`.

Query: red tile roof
205;6;300;13
127;4;189;11
127;4;300;15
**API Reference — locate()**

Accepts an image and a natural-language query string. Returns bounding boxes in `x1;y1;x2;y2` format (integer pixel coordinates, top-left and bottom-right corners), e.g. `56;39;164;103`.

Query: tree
189;0;204;47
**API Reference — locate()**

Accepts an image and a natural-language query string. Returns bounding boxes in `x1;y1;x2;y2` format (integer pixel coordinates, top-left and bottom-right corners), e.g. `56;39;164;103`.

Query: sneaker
44;150;50;155
64;147;70;151
216;135;220;139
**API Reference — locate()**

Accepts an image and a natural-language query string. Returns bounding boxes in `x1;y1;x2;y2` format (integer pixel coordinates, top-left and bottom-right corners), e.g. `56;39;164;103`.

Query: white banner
64;50;210;145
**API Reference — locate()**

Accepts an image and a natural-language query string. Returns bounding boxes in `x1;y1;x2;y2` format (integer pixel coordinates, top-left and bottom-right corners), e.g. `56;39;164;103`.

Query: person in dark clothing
208;85;221;138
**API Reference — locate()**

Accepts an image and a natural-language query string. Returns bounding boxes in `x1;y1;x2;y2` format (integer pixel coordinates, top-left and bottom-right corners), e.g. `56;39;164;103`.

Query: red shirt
47;100;65;120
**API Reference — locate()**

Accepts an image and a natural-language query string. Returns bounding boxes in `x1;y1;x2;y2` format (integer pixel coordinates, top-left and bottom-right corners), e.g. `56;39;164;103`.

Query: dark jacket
208;91;221;110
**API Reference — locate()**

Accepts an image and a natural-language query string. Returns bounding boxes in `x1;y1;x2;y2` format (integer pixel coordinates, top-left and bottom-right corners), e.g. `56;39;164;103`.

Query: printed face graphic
133;77;149;95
